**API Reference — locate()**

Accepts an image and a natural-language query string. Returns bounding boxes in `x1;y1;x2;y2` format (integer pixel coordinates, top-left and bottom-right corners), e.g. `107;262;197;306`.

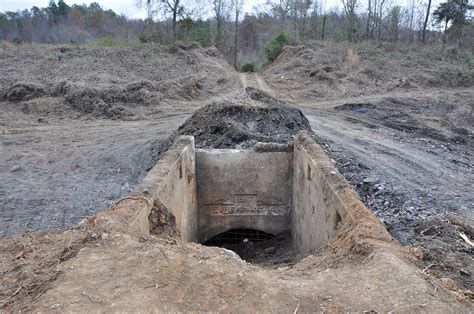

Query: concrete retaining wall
130;136;198;242
196;149;292;242
128;132;377;253
292;132;357;253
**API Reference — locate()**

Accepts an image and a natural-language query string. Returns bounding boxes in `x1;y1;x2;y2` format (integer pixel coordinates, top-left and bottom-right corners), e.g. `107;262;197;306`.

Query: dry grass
0;41;16;49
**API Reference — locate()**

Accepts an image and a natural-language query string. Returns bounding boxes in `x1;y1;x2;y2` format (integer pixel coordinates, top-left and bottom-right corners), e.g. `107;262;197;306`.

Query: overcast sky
0;0;334;19
1;0;439;19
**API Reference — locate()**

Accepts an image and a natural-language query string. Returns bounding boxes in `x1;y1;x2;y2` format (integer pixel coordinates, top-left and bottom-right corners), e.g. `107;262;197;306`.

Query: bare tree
408;0;415;43
232;0;244;68
321;14;327;39
210;0;230;48
308;0;319;39
294;0;312;41
267;0;293;22
377;0;386;40
421;0;432;43
386;5;401;41
164;0;183;39
137;0;183;39
342;0;358;41
366;0;372;39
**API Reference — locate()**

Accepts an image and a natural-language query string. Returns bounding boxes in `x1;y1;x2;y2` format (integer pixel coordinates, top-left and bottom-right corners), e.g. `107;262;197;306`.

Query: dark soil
309;113;474;292
151;88;313;162
335;97;473;147
410;216;474;290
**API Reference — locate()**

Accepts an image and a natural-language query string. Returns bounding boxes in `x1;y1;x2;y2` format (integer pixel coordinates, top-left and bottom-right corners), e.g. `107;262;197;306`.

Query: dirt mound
168;40;201;52
64;86;134;119
151;88;312;161
0;43;238;120
0;229;93;310
4;82;46;101
263;41;474;100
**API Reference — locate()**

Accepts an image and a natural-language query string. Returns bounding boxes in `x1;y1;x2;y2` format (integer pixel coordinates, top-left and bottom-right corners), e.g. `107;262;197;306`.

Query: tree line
1;0;472;67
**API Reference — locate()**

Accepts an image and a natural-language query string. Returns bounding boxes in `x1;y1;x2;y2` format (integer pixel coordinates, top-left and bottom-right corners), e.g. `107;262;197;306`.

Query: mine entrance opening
203;229;295;265
204;229;274;246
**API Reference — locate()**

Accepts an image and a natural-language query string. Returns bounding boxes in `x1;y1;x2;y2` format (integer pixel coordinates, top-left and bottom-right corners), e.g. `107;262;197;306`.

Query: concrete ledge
292;131;392;253
129;136;198;241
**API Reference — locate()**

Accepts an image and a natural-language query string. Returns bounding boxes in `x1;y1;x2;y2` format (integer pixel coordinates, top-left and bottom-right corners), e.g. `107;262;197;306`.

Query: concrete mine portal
131;131;357;255
196;148;292;245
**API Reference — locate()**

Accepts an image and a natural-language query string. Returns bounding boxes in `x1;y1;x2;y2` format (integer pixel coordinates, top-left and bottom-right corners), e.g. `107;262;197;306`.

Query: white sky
1;0;147;18
1;0;441;19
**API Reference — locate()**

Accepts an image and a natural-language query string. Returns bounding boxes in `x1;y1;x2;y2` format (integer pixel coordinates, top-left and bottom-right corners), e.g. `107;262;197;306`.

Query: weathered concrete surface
125;133;387;256
292;131;385;254
130;136;198;242
196;149;292;242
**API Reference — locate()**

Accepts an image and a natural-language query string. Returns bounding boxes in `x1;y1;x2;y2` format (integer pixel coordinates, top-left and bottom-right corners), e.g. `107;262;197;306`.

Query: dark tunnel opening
203;229;295;265
203;228;275;246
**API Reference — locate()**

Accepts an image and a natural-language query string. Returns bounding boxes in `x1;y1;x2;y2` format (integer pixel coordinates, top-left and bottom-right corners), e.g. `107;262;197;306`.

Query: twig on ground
293;299;300;314
387;303;426;313
236;292;247;301
459;233;474;247
109;195;153;211
82;291;104;303
422;264;436;274
144;283;168;289
420;225;439;236
362;252;376;265
0;286;23;307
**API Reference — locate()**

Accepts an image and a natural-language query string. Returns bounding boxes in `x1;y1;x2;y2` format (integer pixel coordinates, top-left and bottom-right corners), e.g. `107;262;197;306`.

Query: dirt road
299;96;472;218
239;72;273;94
247;72;472;220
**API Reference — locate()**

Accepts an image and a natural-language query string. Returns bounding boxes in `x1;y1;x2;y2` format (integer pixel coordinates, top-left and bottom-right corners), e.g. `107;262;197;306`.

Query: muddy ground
1;41;473;295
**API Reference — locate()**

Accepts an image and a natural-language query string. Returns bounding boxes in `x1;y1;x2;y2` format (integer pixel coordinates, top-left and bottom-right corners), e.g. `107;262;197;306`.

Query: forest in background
1;0;473;68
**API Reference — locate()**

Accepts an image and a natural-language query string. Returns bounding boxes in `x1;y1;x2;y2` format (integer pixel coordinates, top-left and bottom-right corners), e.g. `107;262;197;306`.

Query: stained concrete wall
130;136;198;242
196;149;292;242
292;132;356;254
128;132;370;252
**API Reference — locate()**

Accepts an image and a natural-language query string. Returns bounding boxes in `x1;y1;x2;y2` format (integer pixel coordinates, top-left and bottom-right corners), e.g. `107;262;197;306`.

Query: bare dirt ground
1;42;239;237
293;90;473;291
0;115;189;236
0;213;467;312
261;42;473;292
0;41;473;310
